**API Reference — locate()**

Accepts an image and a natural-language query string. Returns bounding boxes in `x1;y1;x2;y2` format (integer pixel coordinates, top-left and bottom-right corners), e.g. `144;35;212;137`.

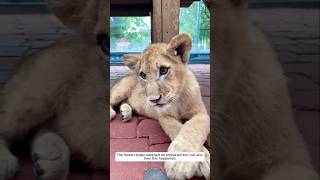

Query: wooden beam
152;0;180;43
162;0;180;43
152;0;162;43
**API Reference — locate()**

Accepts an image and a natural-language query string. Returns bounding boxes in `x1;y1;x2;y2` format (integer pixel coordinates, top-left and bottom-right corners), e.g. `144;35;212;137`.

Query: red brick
110;138;149;180
138;115;150;121
110;113;138;139
137;118;171;145
14;159;35;180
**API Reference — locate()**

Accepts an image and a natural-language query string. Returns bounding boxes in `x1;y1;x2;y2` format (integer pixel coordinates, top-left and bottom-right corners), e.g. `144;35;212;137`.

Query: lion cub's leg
158;116;210;180
0;139;19;180
0;92;53;179
30;132;70;180
110;75;137;120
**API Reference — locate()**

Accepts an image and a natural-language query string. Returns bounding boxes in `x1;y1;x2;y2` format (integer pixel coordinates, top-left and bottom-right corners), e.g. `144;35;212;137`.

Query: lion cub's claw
164;139;210;180
165;139;200;180
165;160;198;180
120;103;132;122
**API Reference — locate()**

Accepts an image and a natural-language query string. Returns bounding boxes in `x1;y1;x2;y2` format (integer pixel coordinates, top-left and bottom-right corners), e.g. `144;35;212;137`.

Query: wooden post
152;0;162;43
152;0;180;43
162;0;180;43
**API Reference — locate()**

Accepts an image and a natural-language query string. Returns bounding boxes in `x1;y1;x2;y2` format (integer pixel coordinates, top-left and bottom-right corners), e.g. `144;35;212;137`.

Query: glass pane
110;0;210;64
180;0;210;53
110;16;151;53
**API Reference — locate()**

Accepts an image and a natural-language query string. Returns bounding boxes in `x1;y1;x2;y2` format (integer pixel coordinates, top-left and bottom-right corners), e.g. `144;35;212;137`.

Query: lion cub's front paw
31;133;70;180
0;148;19;180
110;106;116;120
120;103;132;122
164;139;200;180
199;146;210;180
165;160;198;180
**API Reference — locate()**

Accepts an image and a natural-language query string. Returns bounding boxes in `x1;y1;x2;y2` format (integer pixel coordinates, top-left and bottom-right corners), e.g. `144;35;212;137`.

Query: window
110;0;210;64
110;17;151;52
110;16;151;64
180;1;210;52
180;0;210;63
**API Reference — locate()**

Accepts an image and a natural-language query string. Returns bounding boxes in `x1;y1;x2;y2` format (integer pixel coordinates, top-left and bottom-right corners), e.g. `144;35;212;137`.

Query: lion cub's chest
127;91;149;115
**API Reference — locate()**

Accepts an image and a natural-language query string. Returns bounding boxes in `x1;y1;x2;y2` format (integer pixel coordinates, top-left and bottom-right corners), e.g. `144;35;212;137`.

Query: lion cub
110;34;210;180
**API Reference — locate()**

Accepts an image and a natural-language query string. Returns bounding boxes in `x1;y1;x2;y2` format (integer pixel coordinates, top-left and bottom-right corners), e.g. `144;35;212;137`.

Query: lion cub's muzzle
149;94;162;104
148;94;173;107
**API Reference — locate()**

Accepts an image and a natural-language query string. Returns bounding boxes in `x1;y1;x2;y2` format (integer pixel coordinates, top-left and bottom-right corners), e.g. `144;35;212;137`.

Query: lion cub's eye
159;67;169;76
140;72;147;79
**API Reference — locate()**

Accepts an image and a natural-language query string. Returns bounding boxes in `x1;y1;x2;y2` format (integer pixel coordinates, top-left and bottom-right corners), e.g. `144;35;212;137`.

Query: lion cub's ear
123;54;141;70
47;0;108;35
167;33;192;64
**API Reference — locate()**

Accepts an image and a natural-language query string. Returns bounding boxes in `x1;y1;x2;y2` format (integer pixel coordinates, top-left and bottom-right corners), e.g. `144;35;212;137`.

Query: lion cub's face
123;34;192;109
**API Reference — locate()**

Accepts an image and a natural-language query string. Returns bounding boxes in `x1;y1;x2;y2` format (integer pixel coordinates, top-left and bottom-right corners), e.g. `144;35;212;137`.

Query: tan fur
0;1;109;179
110;34;210;180
0;37;108;179
0;0;109;180
212;0;319;179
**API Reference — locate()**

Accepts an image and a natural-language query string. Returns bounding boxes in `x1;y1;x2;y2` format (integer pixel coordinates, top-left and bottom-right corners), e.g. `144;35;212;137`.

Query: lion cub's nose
149;95;161;103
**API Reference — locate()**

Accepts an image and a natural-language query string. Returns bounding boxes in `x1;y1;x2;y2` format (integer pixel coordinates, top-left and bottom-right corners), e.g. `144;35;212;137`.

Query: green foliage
110;0;210;51
179;2;198;38
111;17;150;42
180;1;210;50
110;17;151;51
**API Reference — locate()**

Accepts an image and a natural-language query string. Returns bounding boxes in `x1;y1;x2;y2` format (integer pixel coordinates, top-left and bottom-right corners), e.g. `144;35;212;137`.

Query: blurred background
0;0;319;179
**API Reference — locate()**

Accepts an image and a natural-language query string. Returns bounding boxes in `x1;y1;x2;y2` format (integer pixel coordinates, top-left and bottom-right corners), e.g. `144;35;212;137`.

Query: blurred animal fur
209;0;319;179
0;0;108;179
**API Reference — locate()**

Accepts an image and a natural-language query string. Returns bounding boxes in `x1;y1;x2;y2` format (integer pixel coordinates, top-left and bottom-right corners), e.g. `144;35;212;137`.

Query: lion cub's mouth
154;98;174;108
